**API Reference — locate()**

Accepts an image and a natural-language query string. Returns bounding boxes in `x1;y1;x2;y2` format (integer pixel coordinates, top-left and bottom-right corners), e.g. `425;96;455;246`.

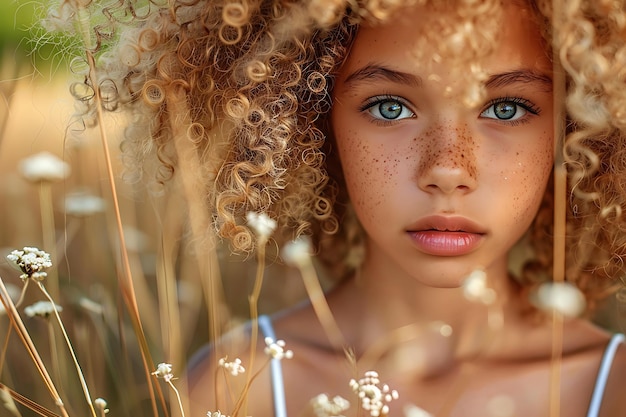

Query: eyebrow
342;63;422;88
342;64;553;93
485;70;553;91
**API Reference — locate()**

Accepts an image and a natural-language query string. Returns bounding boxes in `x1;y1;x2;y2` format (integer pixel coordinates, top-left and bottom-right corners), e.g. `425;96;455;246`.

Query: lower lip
408;231;484;256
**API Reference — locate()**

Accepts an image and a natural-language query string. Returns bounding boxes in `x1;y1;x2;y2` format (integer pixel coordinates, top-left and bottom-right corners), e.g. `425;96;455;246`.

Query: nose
416;122;478;194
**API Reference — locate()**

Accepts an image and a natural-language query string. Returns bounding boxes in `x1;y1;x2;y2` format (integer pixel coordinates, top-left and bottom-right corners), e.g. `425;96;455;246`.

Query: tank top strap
586;333;625;417
258;315;288;417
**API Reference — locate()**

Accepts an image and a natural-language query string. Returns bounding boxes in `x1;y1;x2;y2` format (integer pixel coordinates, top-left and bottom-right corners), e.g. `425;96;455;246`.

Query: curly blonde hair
49;0;626;309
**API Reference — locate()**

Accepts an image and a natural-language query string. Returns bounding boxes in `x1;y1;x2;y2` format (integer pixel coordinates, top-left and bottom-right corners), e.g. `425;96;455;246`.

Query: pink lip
407;215;486;256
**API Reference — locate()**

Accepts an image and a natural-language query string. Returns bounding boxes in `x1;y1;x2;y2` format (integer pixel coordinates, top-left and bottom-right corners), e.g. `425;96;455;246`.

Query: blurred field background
1;1;626;417
0;2;311;416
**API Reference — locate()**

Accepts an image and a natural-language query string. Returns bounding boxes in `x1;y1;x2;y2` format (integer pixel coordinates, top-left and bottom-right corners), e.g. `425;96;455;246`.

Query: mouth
407;215;487;235
406;215;487;256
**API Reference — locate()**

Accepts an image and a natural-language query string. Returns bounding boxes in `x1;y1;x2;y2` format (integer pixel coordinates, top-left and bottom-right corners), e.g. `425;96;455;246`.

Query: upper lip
407;215;487;234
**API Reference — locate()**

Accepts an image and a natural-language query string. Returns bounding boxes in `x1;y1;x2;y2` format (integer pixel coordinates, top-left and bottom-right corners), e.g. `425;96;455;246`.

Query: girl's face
331;2;554;287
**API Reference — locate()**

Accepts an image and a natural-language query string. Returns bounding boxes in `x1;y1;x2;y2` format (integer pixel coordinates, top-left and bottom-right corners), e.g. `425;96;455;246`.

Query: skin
187;2;626;416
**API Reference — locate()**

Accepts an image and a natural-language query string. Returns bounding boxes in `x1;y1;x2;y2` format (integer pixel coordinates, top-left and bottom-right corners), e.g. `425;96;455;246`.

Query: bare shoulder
184;320;275;417
597;333;626;417
560;323;626;417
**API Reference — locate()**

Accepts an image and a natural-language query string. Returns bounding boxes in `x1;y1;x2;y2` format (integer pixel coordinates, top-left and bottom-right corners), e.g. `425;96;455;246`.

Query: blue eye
364;97;415;121
481;98;539;122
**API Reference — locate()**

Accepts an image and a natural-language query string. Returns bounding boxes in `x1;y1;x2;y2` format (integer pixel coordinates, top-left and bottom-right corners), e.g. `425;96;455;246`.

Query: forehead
347;1;548;76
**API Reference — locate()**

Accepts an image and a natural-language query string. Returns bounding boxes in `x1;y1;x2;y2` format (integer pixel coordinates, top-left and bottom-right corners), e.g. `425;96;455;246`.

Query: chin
406;263;476;289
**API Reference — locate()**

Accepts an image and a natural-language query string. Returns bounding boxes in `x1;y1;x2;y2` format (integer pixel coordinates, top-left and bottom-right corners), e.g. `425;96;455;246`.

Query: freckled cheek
507;137;554;223
336;130;397;221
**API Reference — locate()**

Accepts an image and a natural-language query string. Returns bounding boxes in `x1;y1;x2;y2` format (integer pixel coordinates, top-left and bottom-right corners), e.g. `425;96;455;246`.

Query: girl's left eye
480;98;539;122
362;96;415;121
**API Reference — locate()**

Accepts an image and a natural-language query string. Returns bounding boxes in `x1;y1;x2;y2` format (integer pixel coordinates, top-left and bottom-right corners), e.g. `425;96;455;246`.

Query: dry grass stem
167;381;186;417
84;46;166;417
35;282;96;417
166;90;225;319
38;181;60;300
359;323;423;368
297;256;346;352
0;50;22;152
237;243;267;417
0;277;69;417
167;89;227;416
549;0;568;414
156;234;184;368
0;382;61;417
231;359;271;417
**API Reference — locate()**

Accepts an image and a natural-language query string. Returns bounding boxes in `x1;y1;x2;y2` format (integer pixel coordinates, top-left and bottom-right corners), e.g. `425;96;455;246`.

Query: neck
329;250;522;375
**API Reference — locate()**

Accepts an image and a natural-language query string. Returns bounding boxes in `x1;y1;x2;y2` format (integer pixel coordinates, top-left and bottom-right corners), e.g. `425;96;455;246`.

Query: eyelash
359;95;414;126
481;96;541;125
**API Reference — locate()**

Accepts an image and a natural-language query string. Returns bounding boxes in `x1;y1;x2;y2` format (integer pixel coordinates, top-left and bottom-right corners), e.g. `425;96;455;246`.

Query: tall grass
0;66;306;417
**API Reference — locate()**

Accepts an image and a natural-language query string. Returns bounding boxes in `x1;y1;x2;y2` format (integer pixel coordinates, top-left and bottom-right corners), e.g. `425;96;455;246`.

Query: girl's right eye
362;96;415;121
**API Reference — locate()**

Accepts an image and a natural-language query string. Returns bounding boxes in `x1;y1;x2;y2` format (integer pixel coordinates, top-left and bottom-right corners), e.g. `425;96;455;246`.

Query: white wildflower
24;301;62;318
79;297;104;315
207;411;229;417
350;371;399;417
152;362;174;382
218;357;246;376
7;247;52;281
404;404;433;417
64;190;106;216
311;393;350;417
462;269;496;305
246;211;277;243
264;337;293;360
281;237;312;267
94;398;109;414
530;282;586;318
122;226;150;252
19;151;70;182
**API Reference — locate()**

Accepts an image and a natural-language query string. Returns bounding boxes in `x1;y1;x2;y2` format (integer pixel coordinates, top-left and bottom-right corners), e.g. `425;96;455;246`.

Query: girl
62;0;626;415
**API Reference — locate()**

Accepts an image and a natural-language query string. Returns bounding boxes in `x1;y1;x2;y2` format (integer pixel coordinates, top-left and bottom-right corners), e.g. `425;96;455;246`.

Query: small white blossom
19;151;70;182
264;337;293;360
246;211;277;243
79;297;104;315
64;190;106;216
404;404;433;417
311;393;350;417
24;301;62;318
122;226;150;252
152;362;174;382
350;371;399;417
218;357;246;376
94;398;109;414
281;237;312;267
7;247;52;281
207;411;229;417
462;269;496;305
530;282;586;318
